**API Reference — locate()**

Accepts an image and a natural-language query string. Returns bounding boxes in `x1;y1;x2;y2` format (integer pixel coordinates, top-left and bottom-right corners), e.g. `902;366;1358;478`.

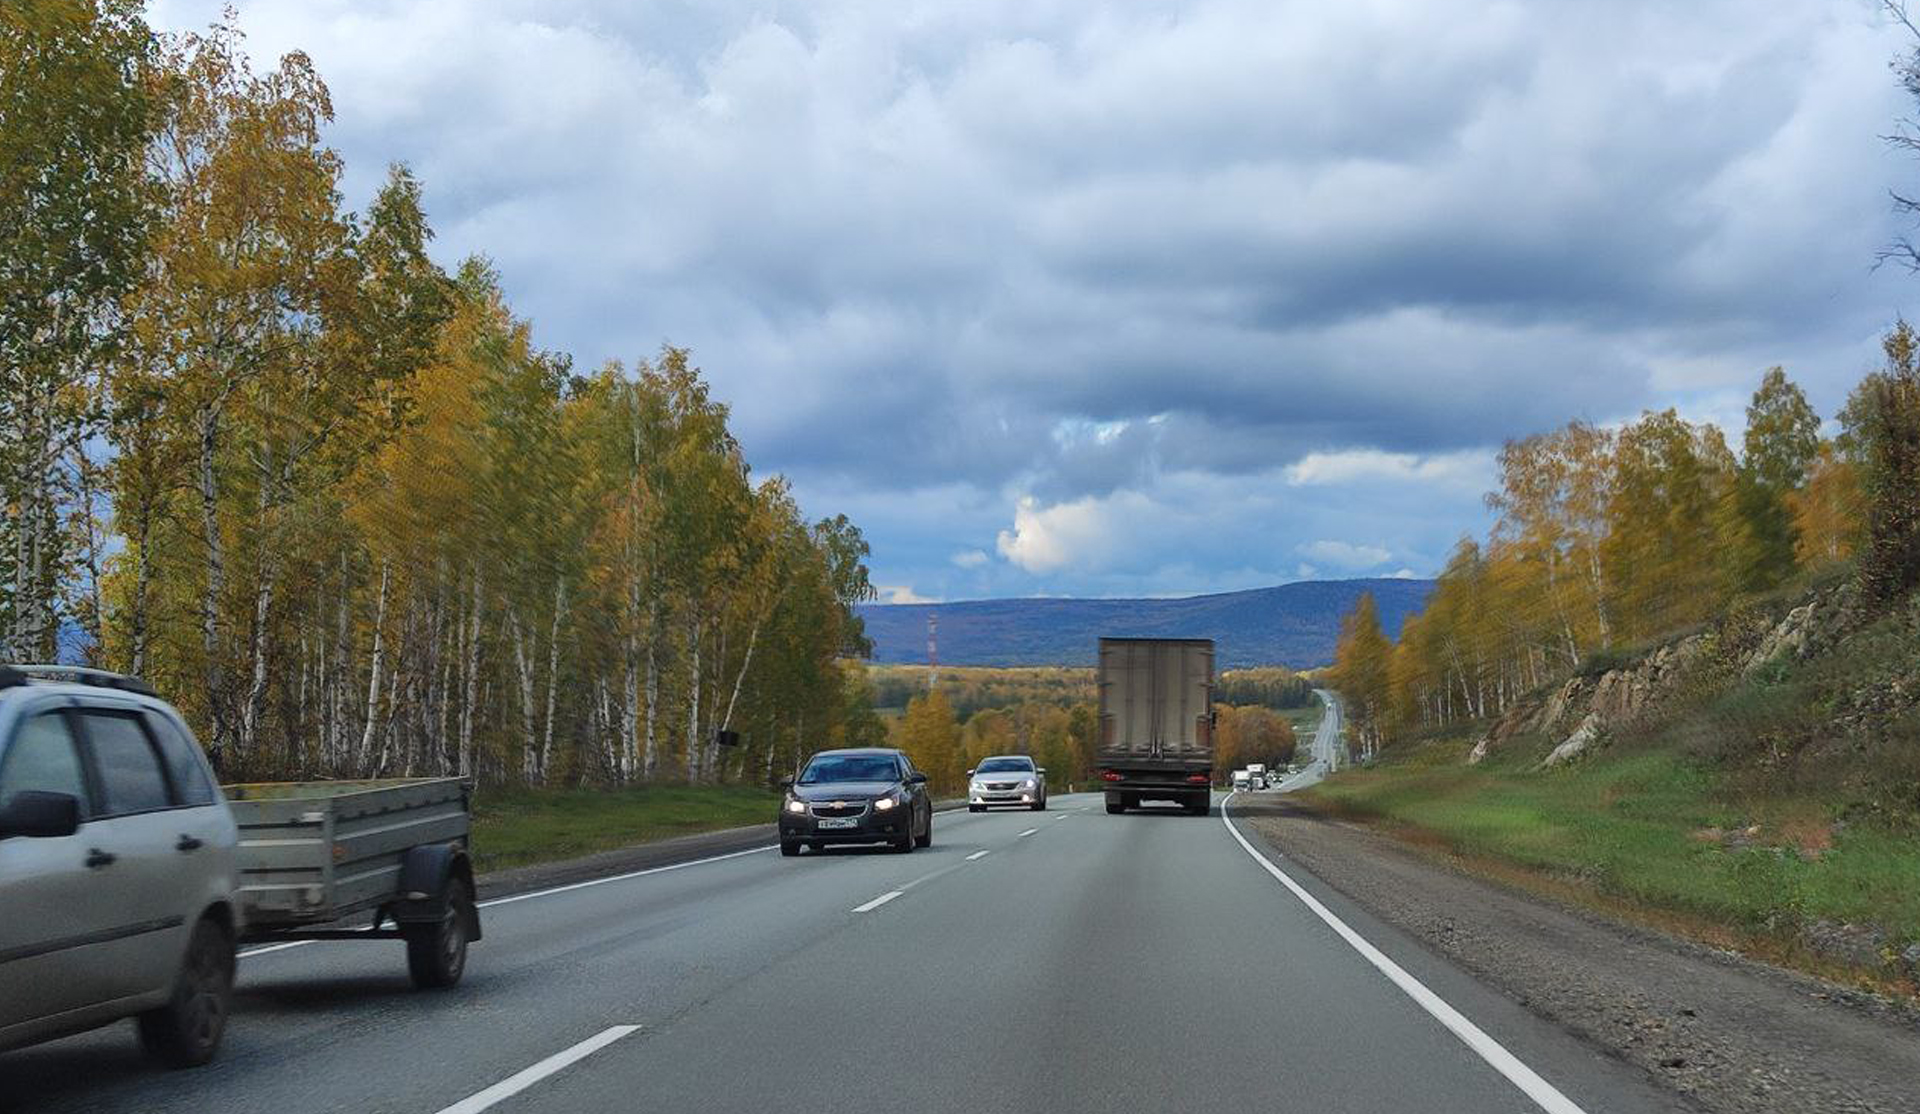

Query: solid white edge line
851;890;903;913
1219;795;1588;1114
238;798;1080;959
965;850;990;861
432;1025;641;1114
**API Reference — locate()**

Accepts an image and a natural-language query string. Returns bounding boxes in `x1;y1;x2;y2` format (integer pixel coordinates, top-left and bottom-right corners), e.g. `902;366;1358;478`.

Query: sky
151;0;1920;603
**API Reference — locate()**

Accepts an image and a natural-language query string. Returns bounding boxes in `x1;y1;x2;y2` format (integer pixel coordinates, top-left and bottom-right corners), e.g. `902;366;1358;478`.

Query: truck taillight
1186;774;1210;784
1100;770;1122;782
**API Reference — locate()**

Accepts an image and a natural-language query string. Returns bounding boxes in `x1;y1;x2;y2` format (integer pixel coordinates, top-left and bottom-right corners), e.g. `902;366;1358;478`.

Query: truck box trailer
1096;637;1214;815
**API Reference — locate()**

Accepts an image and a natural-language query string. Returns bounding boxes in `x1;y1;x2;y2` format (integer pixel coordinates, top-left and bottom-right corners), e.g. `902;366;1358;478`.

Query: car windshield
975;758;1033;774
798;755;899;784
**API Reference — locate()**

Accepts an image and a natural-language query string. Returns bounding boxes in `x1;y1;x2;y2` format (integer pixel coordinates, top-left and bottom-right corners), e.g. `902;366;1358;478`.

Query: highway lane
1274;687;1342;792
1;793;1682;1114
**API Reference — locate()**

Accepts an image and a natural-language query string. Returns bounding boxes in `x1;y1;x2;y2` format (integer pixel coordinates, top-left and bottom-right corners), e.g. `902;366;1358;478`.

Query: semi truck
1096;637;1214;816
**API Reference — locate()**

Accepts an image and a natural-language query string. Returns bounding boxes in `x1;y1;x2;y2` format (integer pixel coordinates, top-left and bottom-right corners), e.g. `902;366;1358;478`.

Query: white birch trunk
357;560;392;774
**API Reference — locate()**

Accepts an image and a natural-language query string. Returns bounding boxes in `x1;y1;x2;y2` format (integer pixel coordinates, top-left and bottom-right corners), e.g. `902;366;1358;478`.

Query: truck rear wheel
1186;792;1210;816
1105;792;1125;814
406;876;472;989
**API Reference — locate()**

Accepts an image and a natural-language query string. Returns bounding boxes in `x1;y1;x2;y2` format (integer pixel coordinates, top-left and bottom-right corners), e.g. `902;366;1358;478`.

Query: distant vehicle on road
0;666;240;1068
1247;774;1267;790
967;755;1046;811
1096;638;1214;816
225;776;481;990
780;748;931;856
1231;769;1251;791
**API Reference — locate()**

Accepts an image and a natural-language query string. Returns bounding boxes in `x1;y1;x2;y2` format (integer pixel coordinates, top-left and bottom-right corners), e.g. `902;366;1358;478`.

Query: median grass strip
470;784;780;873
1301;743;1920;989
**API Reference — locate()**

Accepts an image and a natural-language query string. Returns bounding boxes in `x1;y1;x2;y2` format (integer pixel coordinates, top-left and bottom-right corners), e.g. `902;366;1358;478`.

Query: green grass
1303;749;1920;952
1277;705;1323;736
469;784;780;873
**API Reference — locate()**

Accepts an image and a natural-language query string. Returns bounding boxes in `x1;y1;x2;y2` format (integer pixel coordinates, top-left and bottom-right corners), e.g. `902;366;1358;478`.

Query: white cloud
1296;540;1393;570
950;549;990;568
876;584;938;604
1389;568;1418;579
1285;449;1493;491
995;494;1128;574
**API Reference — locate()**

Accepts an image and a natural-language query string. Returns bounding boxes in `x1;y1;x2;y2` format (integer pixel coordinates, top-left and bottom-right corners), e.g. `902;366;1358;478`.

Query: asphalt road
1274;687;1342;792
1;794;1684;1114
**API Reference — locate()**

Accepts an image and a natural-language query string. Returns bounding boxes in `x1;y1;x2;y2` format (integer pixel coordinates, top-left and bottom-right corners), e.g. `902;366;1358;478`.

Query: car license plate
818;816;858;829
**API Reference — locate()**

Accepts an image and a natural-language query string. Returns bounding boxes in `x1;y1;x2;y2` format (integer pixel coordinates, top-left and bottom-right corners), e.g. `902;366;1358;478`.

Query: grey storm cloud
150;0;1918;598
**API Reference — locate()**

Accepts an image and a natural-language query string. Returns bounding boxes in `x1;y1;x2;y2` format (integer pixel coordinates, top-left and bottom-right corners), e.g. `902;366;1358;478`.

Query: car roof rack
0;664;157;697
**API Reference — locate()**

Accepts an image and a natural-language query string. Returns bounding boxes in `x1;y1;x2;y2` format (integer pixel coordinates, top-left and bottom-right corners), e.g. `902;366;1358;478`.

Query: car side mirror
908;772;928;785
780;777;794;790
0;791;81;839
964;769;974;777
1036;767;1047;775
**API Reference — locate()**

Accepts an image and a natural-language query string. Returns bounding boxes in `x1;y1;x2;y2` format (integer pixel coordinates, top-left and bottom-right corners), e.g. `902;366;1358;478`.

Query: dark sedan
779;748;932;856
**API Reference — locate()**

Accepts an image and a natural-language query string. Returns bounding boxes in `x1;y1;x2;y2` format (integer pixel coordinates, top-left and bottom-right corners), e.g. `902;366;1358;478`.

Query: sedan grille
810;801;867;818
984;781;1019;791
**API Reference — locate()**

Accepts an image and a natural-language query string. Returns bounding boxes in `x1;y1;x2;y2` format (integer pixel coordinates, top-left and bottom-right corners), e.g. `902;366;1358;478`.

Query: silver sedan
966;755;1047;811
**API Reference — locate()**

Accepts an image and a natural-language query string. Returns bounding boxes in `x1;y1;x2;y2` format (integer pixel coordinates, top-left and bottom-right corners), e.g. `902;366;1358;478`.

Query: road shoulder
1234;795;1920;1114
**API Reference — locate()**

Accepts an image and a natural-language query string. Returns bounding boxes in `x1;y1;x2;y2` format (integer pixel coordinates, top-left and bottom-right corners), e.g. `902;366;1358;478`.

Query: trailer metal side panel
224;777;471;927
1097;637;1214;766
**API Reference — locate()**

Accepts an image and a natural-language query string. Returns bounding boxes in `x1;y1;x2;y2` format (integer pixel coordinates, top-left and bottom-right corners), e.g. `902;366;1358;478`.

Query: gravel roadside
1235;794;1920;1114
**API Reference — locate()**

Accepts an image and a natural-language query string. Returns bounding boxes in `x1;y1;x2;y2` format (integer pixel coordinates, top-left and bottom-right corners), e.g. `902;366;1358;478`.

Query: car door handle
176;835;204;852
85;848;117;869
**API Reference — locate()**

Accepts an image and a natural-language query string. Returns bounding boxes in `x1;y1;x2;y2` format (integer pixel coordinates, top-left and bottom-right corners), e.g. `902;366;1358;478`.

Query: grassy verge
1277;705;1323;737
1301;742;1920;991
469;784;780;873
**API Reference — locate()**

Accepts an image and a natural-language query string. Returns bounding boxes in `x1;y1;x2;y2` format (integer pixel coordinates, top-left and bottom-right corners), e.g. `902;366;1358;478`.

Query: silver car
0;666;241;1066
967;755;1047;811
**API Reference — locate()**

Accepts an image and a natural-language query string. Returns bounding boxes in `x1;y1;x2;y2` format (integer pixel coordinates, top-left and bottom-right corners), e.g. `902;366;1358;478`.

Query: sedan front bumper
779;807;911;844
969;789;1036;807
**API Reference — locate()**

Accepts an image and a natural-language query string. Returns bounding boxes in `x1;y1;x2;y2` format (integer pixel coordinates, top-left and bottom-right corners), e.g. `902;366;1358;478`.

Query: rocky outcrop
1538;712;1602;767
1467;583;1865;769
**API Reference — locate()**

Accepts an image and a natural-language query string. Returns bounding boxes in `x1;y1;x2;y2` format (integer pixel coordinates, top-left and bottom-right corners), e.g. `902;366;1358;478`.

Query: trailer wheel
406;876;472;990
1186;793;1210;816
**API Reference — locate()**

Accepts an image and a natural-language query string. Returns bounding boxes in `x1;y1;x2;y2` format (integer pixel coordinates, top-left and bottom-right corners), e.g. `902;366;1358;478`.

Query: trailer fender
390;843;482;941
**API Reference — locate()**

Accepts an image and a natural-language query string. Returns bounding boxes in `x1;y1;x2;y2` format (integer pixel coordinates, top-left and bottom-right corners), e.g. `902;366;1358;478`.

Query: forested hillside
1328;360;1907;754
0;8;882;787
1317;348;1920;986
859;578;1434;668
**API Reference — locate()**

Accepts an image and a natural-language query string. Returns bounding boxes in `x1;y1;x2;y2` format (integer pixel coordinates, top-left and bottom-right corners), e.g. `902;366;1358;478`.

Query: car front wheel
915;808;932;848
138;916;234;1068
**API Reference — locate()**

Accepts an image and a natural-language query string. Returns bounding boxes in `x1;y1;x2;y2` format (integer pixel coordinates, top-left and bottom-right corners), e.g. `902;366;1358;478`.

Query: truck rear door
1100;640;1213;761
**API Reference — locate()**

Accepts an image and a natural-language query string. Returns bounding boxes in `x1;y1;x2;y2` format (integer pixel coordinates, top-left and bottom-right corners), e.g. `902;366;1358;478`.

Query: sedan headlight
873;796;898;811
1021;778;1036;789
785;798;807;815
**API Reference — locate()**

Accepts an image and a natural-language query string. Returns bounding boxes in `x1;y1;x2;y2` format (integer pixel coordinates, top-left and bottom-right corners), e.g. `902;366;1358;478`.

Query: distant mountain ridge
857;578;1436;669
